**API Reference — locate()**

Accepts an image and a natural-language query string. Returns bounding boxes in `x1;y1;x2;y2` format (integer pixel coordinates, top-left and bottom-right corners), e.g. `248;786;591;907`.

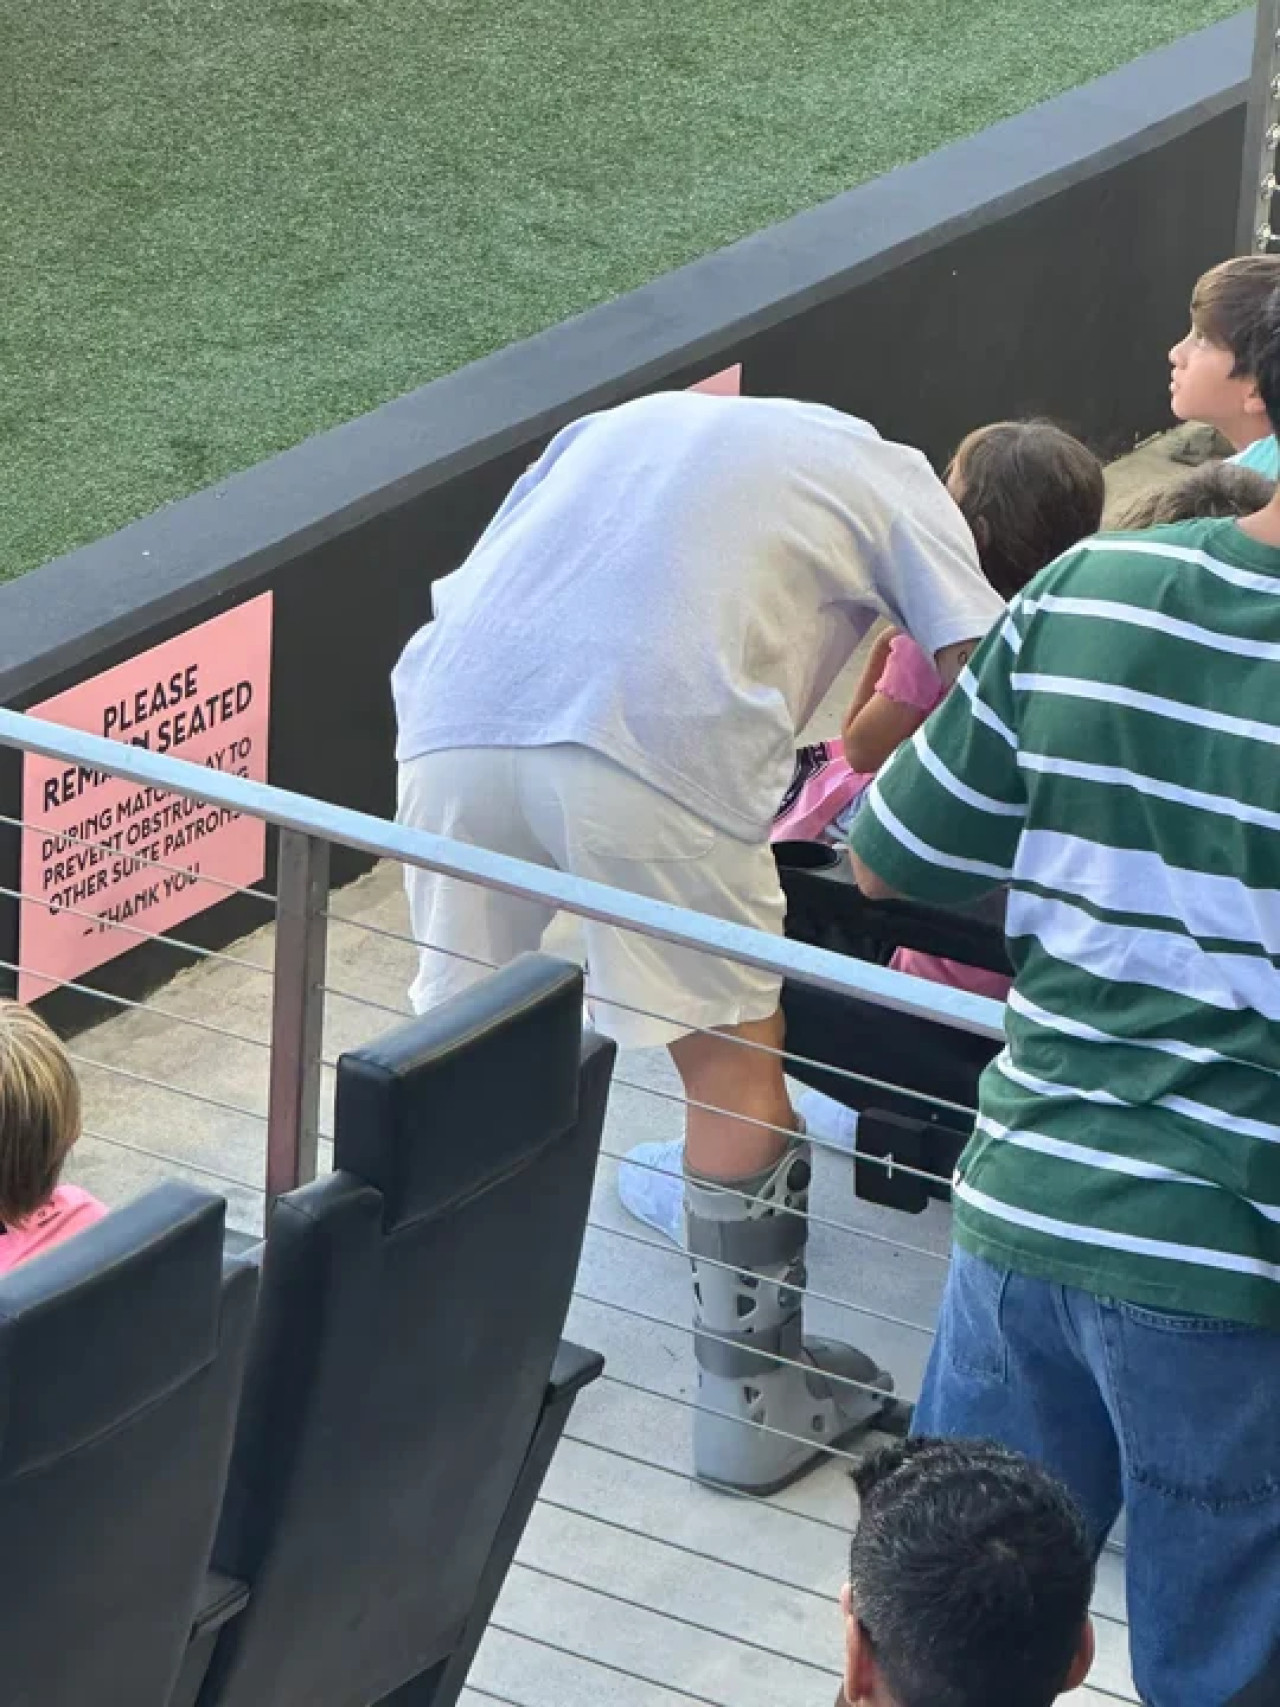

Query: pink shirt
773;632;1009;1000
877;638;1010;999
0;1185;109;1275
890;945;1011;1002
876;634;946;715
772;635;946;842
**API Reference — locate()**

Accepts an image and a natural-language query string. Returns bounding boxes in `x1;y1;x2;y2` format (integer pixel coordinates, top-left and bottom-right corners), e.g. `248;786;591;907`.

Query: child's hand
867;626;898;675
842;627;899;740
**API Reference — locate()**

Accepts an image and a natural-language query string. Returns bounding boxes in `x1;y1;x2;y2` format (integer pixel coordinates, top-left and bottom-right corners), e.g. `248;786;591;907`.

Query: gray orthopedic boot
686;1135;894;1495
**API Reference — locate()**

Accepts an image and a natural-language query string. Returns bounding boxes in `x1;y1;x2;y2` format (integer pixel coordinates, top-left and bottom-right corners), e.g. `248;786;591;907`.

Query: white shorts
396;745;786;1049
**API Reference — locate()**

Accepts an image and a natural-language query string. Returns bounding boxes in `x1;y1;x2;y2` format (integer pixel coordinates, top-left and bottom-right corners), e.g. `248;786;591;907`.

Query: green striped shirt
850;518;1280;1328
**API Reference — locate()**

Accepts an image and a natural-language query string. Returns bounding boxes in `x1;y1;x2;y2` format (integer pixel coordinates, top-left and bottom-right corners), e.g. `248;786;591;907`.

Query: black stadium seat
0;1182;256;1707
195;954;615;1707
774;843;1006;1206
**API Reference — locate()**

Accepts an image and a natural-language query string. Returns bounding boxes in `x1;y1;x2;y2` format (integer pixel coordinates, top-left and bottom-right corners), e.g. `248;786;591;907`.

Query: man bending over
393;389;999;1493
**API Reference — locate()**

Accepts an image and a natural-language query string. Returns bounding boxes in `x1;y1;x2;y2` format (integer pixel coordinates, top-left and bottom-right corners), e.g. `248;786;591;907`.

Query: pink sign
19;594;274;1002
689;364;742;397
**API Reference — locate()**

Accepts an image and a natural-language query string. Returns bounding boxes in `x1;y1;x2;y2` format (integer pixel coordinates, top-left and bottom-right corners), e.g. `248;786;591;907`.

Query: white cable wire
610;1074;956;1190
79;1124;263;1193
0;955;271;1053
68;1051;268;1123
0;881;274;976
533;1492;837;1607
584;1215;938;1338
537;1460;1130;1632
595;1370;877;1470
558;1429;855;1537
0;809;277;903
575;1288;932;1394
598;1141;949;1267
509;1558;841;1680
486;1622;751;1707
323;909;980;1118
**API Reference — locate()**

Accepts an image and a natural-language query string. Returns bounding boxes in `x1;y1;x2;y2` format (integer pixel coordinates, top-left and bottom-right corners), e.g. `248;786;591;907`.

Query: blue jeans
915;1246;1280;1707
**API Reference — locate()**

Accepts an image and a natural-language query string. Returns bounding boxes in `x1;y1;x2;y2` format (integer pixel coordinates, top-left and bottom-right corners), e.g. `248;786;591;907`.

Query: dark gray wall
0;12;1252;1021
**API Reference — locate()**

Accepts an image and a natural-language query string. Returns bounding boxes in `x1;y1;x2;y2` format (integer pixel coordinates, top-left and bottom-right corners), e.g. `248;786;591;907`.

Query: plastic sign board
19;593;273;1001
689;364;742;396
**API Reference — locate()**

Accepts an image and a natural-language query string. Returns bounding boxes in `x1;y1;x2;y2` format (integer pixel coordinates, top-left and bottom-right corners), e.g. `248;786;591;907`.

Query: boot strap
694;1311;803;1378
686;1209;800;1270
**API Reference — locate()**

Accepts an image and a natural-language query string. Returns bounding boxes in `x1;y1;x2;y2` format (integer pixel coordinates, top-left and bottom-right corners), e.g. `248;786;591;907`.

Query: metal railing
0;705;1004;1201
1239;0;1280;254
0;708;1137;1707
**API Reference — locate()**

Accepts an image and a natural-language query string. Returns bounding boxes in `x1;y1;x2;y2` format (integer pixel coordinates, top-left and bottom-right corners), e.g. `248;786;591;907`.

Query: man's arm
848;607;1028;906
869;462;1003;678
933;638;977;687
850;847;897;900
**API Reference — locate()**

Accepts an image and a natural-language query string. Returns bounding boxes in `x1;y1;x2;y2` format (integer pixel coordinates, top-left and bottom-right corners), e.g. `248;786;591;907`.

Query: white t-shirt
393;392;1001;840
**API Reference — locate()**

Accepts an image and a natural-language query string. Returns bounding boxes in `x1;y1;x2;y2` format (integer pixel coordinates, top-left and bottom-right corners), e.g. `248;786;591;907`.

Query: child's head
1168;257;1280;449
945;420;1105;601
1111;462;1276;530
0;1002;80;1225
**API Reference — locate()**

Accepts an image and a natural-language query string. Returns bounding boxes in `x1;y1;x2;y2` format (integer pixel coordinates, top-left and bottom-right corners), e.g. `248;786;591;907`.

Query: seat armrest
190;1570;251;1641
223;1230;266;1263
548;1340;604;1400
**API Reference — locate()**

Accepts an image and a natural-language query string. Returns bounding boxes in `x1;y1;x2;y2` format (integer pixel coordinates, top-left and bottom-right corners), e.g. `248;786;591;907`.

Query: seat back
0;1182;256;1707
776;845;1011;973
780;978;998;1214
201;955;615;1707
777;844;1004;1202
782;980;997;1126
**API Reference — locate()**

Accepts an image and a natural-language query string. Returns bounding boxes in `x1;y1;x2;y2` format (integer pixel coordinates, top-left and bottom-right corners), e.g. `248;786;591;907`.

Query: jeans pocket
1102;1300;1280;1508
945;1247;1010;1382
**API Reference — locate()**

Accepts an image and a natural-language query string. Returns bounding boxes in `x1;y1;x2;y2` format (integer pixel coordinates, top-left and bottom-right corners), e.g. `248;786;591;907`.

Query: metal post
1237;0;1280;255
267;829;330;1201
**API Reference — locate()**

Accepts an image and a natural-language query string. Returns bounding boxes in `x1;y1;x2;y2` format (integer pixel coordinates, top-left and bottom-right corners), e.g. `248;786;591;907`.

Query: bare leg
668;1007;795;1179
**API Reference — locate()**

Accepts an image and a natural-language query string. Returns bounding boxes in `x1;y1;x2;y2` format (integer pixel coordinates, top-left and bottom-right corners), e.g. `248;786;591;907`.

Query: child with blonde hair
0;1001;106;1272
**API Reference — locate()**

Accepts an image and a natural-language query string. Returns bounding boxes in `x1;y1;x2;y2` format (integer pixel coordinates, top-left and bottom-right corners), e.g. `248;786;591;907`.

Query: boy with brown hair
1169;254;1280;475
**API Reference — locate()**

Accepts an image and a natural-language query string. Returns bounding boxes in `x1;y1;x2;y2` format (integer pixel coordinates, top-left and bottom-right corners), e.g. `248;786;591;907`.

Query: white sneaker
617;1138;685;1246
793;1088;859;1154
616;1096;857;1245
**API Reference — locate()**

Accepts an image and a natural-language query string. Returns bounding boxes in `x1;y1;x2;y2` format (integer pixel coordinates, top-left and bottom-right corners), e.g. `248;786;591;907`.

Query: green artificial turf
0;0;1239;580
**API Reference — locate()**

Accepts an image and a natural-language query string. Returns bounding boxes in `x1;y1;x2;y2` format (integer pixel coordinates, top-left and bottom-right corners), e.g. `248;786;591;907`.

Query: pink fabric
890;946;1011;1002
878;641;1005;995
772;632;1006;998
877;634;946;714
772;636;943;843
771;740;870;842
0;1184;108;1274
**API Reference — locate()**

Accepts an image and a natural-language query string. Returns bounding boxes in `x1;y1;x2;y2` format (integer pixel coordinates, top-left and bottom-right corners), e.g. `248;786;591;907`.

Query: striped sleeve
849;607;1027;902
